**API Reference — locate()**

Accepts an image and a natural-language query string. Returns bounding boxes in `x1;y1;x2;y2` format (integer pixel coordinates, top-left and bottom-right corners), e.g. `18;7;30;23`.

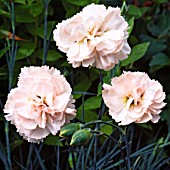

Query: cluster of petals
53;3;131;70
4;66;76;143
102;71;166;125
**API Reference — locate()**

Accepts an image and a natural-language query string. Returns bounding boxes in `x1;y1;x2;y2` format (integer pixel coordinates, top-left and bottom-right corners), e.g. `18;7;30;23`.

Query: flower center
31;95;49;107
124;87;144;109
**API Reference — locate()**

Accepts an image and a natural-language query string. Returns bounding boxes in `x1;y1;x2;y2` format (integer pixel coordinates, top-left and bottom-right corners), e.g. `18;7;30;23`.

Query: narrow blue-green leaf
34;147;46;170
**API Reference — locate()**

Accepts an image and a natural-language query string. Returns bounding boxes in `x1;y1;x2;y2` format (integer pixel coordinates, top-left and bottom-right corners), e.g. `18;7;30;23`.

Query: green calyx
70;129;92;146
59;123;82;138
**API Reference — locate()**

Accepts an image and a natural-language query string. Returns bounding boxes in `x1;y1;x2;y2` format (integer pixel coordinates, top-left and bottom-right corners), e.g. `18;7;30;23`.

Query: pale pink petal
151;115;160;123
135;113;153;123
102;71;166;125
53;4;131;70
18;118;37;130
102;87;126;113
4;66;76;143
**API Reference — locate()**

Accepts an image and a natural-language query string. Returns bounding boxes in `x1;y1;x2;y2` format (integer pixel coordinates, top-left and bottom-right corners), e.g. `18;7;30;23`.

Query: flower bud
70;129;92;146
59;123;81;138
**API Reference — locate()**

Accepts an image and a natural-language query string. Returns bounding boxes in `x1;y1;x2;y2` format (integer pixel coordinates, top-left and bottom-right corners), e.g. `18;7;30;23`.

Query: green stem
56;145;60;170
33;16;38;64
83;120;124;134
70;146;76;170
124;129;131;170
90;130;118;145
5;122;11;170
81;94;85;123
4;1;17;169
42;0;48;65
26;144;34;169
91;130;128;170
81;146;85;170
93;134;97;170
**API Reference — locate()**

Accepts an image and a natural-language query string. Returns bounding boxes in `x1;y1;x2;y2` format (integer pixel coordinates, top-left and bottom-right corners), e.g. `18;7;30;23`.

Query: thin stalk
81;146;85;170
56;145;60;170
33;143;43;167
13;157;27;170
5;122;11;170
70;146;76;170
85;136;95;166
110;63;120;78
124;136;131;170
82;94;85;123
98;69;103;85
101;145;127;169
96;145;117;168
34;146;46;170
33;16;38;64
90;130;128;169
96;131;114;158
98;69;103;120
84;120;124;134
93;134;97;170
76;147;82;169
128;124;134;154
99;147;118;169
4;2;17;168
90;130;118;145
72;91;96;96
46;22;55;50
94;68;104;161
0;141;8;169
19;146;24;170
26;144;34;169
108;140;170;169
11;2;15;66
89;132;114;169
42;0;48;65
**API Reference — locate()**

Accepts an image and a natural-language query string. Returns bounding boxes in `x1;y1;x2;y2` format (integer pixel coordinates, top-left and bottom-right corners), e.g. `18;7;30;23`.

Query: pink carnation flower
53;3;131;70
4;66;76;143
102;71;166;125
